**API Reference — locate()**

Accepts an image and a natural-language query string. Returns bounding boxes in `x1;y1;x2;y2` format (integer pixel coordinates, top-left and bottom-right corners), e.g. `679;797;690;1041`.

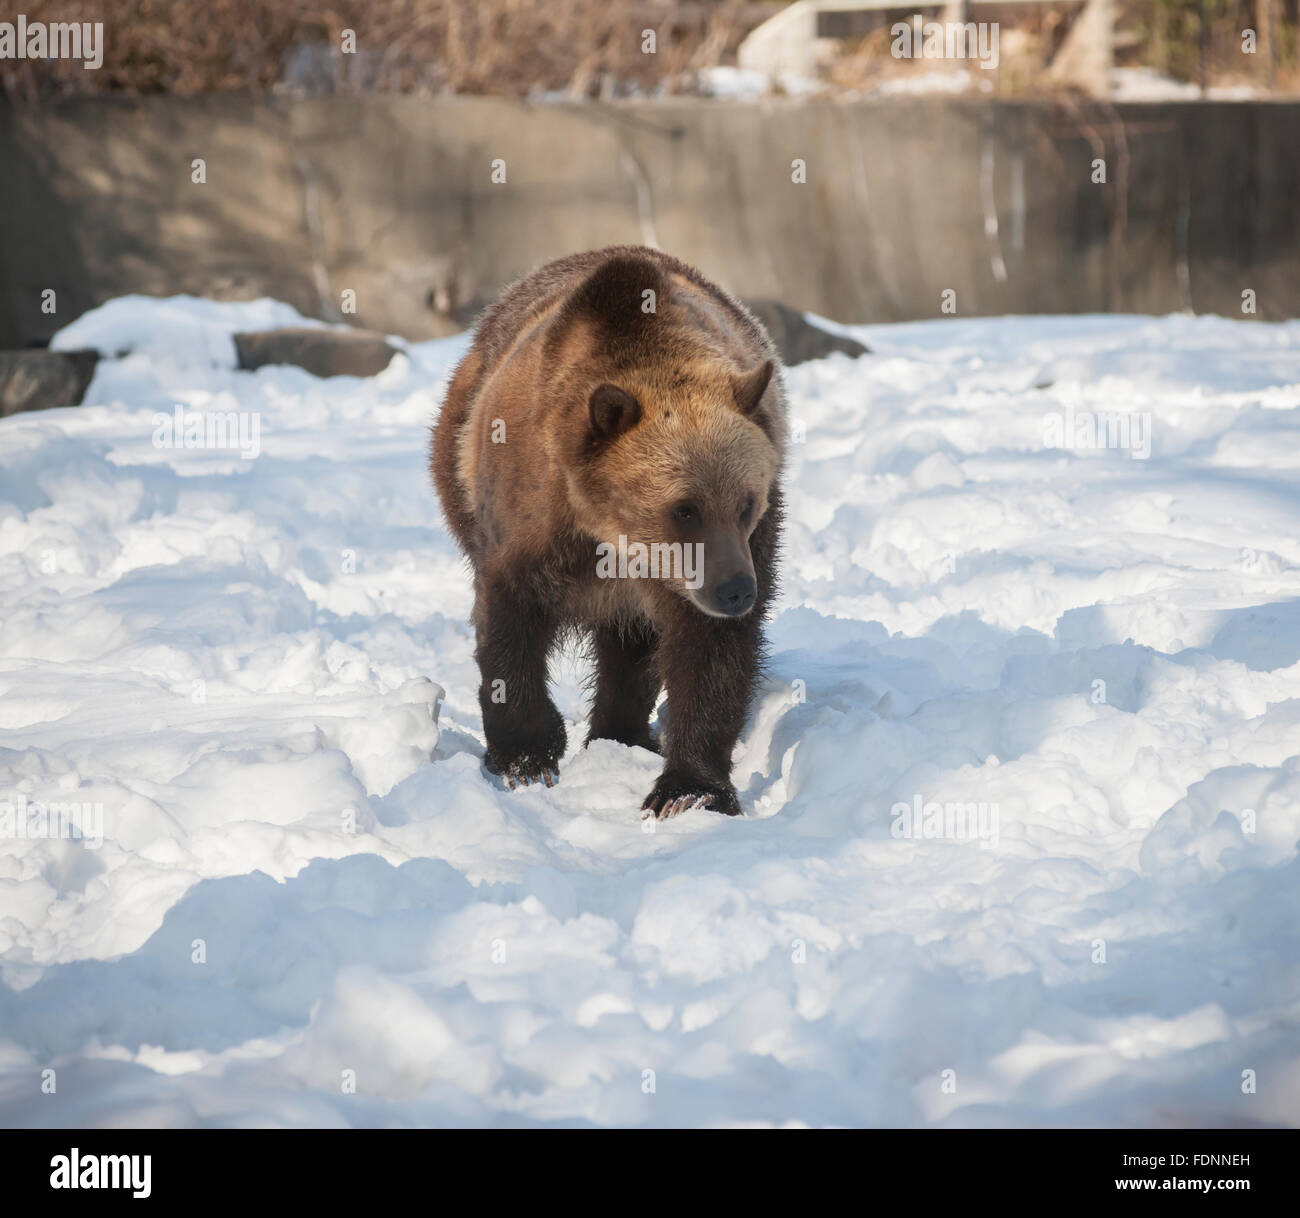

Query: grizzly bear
430;246;786;818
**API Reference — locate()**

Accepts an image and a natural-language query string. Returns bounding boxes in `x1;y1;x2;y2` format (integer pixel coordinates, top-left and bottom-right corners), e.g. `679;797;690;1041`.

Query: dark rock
233;327;399;378
0;349;100;417
743;300;869;366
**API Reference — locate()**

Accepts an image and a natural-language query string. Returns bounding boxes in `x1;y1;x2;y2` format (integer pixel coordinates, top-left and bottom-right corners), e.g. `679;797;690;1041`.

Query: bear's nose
715;573;756;616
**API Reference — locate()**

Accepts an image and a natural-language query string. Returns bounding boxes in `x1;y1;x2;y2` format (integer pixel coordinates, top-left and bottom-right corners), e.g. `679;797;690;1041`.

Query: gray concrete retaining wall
2;95;1297;349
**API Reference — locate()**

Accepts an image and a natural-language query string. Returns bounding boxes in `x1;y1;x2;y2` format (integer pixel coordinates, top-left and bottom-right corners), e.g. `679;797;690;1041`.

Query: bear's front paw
492;756;558;789
483;704;566;790
640;771;741;819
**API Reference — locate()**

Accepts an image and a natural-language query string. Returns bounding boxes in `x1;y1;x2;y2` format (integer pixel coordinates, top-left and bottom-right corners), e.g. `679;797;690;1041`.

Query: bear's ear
588;384;642;440
732;359;774;416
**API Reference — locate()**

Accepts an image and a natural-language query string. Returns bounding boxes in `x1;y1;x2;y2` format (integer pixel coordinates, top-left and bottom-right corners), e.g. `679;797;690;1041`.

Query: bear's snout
714;572;757;617
688;529;758;618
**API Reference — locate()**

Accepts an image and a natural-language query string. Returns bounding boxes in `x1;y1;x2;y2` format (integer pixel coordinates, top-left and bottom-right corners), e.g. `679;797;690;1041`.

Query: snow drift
1;297;1299;1127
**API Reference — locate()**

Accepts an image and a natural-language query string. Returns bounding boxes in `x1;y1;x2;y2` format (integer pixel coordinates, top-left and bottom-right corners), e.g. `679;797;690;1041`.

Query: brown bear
430;246;786;818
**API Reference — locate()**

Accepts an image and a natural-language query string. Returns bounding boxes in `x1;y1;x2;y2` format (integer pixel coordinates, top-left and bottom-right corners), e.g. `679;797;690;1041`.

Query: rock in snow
0;349;99;417
741;300;870;365
1;297;1298;1128
233;327;401;379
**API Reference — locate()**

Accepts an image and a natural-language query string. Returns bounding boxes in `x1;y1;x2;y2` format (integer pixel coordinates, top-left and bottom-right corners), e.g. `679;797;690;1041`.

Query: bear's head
554;255;784;618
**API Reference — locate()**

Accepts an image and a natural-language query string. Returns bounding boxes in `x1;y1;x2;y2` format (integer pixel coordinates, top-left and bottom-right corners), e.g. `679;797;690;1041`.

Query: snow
2;296;1299;1128
695;65;823;99
48;294;324;365
865;68;978;98
1109;67;1263;102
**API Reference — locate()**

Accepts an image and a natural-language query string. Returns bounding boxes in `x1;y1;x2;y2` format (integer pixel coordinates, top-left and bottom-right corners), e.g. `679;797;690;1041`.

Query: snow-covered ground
2;298;1299;1128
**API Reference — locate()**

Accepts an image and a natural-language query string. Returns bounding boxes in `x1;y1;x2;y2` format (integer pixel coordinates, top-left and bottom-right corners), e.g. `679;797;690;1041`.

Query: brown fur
430;245;787;817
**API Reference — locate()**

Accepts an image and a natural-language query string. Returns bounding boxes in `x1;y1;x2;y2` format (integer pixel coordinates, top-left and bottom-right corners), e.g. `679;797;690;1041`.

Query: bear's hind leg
475;575;567;787
586;620;661;752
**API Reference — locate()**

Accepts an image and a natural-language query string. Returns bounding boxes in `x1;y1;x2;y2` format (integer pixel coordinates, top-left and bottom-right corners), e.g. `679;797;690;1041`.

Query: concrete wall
2;95;1297;349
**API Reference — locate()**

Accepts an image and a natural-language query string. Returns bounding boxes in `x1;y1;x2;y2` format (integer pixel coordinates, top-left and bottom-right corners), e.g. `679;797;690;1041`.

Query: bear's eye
740;494;756;524
672;502;701;527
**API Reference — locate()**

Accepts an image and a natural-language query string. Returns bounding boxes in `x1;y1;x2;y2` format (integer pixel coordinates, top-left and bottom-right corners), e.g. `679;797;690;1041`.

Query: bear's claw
640;774;741;819
503;766;557;791
641;794;709;820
